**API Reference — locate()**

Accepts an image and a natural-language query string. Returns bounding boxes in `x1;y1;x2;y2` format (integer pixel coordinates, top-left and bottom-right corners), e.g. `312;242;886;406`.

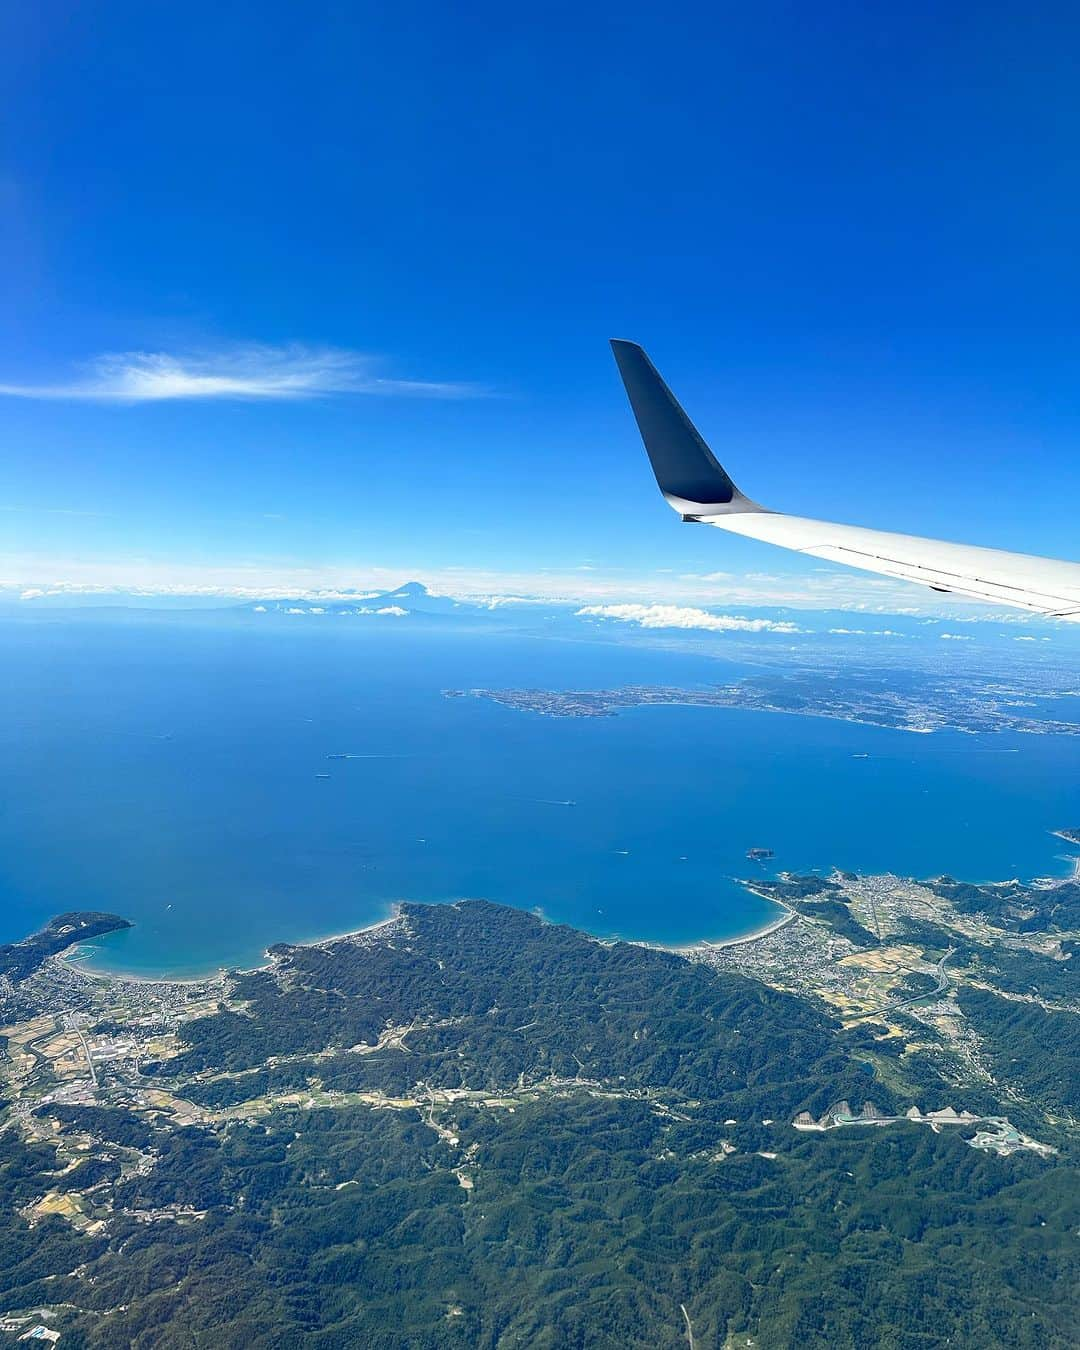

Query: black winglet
610;340;754;515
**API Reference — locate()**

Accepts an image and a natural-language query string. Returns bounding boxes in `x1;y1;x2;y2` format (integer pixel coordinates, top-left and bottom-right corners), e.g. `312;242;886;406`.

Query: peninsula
446;671;1080;736
0;912;131;985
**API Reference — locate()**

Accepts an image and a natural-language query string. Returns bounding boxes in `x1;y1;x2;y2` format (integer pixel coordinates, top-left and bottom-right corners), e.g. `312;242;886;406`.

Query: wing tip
609;339;749;514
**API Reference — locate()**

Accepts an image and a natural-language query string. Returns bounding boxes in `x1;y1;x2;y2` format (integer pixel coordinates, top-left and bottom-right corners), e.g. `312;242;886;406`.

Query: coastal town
690;857;1078;1155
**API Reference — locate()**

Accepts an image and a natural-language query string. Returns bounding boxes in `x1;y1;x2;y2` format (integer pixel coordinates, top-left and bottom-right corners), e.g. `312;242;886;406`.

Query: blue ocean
2;612;1078;976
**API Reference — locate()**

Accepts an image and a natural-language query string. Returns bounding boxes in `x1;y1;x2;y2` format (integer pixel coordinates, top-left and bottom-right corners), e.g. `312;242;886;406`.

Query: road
846;947;956;1023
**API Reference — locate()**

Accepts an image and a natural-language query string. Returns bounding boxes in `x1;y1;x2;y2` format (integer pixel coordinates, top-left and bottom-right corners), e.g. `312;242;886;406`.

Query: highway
845;946;956;1024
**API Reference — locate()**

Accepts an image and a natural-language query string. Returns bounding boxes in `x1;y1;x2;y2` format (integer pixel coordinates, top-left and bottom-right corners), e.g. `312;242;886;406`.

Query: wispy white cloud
576;603;803;634
0;344;481;402
279;603;408;617
828;627;904;637
480;594;545;609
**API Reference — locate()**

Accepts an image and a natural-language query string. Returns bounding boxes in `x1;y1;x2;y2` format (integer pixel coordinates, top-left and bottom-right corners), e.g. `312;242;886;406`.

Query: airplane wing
611;339;1080;622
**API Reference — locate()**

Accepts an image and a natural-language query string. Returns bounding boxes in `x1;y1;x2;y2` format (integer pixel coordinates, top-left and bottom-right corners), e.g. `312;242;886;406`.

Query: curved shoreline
63;896;793;984
63;910;405;985
53;831;1079;984
672;901;796;953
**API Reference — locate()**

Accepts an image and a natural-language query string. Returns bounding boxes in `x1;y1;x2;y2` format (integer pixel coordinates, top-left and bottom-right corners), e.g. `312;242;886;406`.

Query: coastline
653;895;796;956
693;901;796;950
296;909;402;952
61;895;794;985
1049;830;1080;880
62;907;406;985
60;946;229;987
47;826;1077;984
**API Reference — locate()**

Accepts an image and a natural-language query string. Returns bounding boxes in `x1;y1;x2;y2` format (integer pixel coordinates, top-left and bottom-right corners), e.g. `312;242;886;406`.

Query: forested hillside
1;901;1076;1347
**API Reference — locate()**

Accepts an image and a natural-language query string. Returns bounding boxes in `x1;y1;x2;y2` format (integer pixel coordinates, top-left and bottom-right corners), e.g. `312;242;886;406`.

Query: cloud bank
0;553;1047;627
828;627;904;637
0;344;480;402
576;603;803;634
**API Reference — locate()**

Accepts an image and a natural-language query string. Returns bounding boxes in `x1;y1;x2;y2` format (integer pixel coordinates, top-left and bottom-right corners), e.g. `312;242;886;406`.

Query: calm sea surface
2;614;1078;976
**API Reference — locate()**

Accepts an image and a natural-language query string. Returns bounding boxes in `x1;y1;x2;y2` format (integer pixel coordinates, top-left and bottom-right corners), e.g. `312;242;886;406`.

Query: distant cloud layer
0;344;481;402
576;603;802;634
828;627;903;637
0;554;1047;627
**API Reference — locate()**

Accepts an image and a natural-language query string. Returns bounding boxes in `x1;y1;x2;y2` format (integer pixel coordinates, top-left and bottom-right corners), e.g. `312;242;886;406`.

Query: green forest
1;901;1077;1347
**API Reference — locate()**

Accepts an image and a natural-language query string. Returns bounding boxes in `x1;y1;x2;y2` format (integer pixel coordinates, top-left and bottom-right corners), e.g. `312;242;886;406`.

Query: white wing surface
611;340;1080;622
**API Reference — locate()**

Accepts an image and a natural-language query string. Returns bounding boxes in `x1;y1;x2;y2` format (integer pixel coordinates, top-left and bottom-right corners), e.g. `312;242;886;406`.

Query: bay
2;613;1077;976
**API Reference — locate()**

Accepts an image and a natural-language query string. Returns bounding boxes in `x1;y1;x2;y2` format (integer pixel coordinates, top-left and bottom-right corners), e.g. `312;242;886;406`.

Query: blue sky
2;2;1079;611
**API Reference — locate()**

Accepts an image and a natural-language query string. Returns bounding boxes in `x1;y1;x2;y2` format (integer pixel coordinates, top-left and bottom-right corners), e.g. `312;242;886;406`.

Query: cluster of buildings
792;1100;1056;1157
